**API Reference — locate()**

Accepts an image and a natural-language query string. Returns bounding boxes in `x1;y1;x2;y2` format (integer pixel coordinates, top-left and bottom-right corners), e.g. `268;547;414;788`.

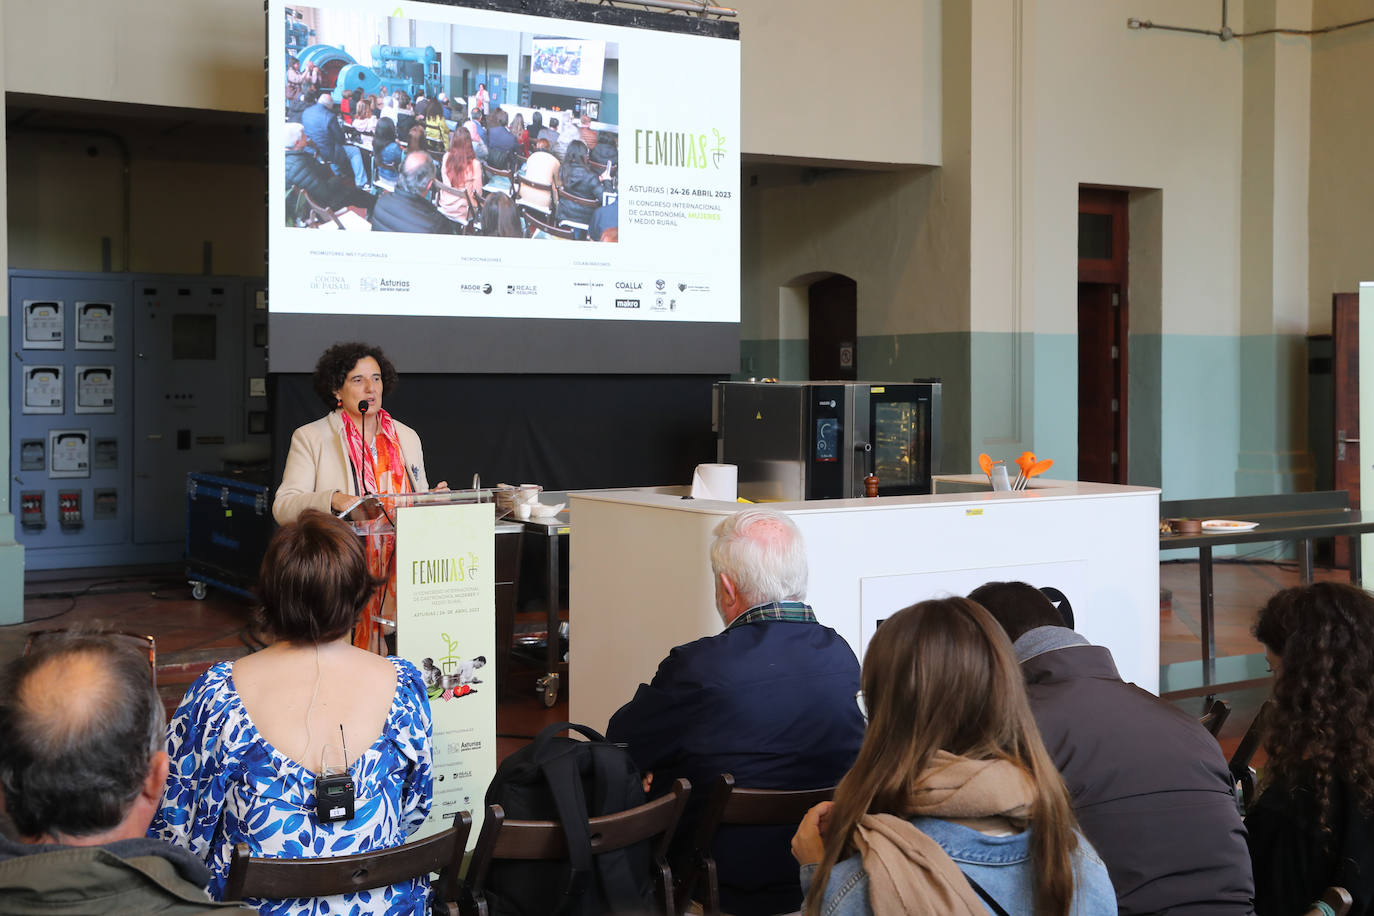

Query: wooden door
1078;283;1122;482
1334;292;1360;568
1078;188;1129;483
809;275;857;380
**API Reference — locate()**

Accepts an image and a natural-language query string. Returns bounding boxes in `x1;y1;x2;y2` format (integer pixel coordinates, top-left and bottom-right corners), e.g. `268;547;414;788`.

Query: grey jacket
0;833;251;914
1016;626;1256;915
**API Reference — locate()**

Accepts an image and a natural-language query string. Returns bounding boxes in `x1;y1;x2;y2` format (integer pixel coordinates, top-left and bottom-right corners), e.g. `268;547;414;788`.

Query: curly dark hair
311;342;399;408
1255;581;1374;838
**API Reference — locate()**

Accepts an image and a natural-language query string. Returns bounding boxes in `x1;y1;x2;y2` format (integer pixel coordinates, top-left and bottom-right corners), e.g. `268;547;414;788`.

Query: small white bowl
530;502;565;518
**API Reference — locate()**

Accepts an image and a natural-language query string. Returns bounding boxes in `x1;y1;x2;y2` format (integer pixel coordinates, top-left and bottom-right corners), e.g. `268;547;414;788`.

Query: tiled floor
4;558;1353;765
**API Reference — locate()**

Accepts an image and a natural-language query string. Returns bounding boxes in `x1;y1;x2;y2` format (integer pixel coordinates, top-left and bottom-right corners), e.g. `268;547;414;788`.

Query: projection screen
269;0;740;373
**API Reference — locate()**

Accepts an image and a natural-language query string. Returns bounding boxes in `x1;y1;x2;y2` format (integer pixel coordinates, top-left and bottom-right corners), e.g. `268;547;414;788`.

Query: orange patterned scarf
340;408;412;653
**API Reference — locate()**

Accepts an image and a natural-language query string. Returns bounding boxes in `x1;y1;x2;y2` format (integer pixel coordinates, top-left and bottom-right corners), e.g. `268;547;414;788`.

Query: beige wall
7;131;266;276
4;1;263;113
1026;0;1246;337
739;0;941;165
1308;0;1374;333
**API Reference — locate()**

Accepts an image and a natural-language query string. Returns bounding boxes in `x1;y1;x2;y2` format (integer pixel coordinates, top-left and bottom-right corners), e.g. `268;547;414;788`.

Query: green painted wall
739;329;1300;517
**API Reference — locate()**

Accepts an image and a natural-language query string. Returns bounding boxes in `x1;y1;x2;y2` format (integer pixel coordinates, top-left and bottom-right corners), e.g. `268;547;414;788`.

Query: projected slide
530;38;606;92
269;0;740;372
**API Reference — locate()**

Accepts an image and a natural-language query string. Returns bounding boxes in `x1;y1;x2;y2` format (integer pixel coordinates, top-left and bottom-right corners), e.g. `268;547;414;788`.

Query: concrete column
0;7;24;622
967;0;1037;469
1237;0;1315;496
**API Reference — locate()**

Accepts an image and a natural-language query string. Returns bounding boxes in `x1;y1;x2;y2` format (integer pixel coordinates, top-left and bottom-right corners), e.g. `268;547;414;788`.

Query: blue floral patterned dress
150;656;434;915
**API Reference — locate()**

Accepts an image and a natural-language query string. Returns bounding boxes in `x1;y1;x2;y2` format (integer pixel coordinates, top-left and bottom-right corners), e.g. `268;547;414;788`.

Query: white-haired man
607;508;864;916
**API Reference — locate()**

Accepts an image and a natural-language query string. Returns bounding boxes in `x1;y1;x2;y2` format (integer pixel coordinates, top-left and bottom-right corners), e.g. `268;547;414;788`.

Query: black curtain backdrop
271;373;722;492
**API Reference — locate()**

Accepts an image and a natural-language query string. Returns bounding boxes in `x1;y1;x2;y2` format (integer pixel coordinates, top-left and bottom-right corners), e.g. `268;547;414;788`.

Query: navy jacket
370;189;455;234
1022;639;1255;915
606;611;864;916
301;102;346;170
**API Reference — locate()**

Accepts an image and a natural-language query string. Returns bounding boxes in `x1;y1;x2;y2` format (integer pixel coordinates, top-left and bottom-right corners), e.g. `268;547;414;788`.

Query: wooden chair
556;188;598;236
298;187;345;229
431;178;480;234
515;177;557;223
224;812;472;913
523;208;577;240
1229;698;1271;811
676;774;835;916
459;778;691;916
1199;696;1231;737
482;161;516;195
1305;886;1353;916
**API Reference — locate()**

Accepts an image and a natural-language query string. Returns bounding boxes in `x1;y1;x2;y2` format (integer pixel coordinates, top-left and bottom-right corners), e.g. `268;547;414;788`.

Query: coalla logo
633;128;728;169
615;281;642;290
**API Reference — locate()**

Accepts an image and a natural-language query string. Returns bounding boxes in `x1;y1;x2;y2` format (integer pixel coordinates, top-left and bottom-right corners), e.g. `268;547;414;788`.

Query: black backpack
482;722;652;916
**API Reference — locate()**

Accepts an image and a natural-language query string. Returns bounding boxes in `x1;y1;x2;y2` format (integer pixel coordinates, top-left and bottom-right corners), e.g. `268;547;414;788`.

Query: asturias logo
633;127;728;170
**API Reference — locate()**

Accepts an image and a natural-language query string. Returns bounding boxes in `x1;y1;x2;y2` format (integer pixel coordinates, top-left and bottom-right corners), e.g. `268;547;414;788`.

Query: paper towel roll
691;463;738;501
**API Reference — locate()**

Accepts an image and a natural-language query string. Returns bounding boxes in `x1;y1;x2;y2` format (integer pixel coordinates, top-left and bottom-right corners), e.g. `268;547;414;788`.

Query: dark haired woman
273;342;445;653
1247;581;1374;915
372;117;402;190
557;139;610;229
151;510;434;915
480;192;523;238
791;597;1115;915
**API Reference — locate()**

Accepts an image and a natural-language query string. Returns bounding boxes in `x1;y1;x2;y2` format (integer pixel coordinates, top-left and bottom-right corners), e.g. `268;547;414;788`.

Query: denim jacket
799;816;1117;916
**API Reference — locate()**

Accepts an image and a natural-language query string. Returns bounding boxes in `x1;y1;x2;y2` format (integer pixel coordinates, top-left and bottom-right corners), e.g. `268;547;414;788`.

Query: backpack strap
586;742;646;913
964;874;1012;916
539;743;595;915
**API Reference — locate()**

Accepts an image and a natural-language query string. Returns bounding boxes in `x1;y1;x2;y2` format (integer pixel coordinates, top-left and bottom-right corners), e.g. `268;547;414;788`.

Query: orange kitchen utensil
1014;452;1036;489
1021;458;1054;488
978;453;993;480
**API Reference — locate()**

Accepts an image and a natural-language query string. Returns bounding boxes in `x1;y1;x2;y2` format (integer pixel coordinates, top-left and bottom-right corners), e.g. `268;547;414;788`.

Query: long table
1159;491;1373;686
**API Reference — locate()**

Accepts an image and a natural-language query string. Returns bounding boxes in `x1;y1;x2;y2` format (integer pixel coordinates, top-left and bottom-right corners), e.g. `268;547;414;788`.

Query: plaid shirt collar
726;601;817;630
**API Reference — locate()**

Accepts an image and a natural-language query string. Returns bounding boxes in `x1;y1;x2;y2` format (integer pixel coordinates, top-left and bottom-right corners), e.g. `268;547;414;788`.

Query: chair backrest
1199;696;1231;737
461;778;690;916
1230;699;1271;810
1305;886;1353;916
557;187;598;209
224;811;472;904
678;774;836;916
296;187;344;229
523;208;576;240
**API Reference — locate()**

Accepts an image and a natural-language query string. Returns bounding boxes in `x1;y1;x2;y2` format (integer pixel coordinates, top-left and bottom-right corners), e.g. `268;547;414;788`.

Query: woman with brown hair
151;511;434;914
1247;581;1374;915
438;125;483;224
791;597;1114;915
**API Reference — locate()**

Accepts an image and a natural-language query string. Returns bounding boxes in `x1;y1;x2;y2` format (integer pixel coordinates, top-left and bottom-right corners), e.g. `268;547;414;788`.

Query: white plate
1201;519;1259;532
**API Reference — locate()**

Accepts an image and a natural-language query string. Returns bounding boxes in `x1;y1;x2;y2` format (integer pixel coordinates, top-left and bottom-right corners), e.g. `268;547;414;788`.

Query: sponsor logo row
309;274;710;311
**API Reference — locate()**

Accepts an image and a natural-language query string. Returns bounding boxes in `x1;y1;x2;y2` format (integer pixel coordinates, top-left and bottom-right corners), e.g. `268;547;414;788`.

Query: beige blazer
272;411;430;524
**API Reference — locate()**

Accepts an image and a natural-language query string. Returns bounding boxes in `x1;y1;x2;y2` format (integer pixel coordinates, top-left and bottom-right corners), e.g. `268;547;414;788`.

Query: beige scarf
853;750;1036;916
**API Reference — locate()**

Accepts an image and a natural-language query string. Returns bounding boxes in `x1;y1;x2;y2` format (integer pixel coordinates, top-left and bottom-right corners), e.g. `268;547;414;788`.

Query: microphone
358;399;370;414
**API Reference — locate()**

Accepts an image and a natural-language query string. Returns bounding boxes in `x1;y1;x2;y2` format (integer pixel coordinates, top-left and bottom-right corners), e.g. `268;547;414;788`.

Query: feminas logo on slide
359;277;410;293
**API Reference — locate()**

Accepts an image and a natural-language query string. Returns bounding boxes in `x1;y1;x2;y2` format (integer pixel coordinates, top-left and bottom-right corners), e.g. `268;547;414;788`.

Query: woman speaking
274;342;446;653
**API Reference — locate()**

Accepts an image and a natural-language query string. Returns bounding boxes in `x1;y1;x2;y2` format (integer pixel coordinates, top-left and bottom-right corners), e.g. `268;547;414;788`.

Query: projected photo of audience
282;5;620;241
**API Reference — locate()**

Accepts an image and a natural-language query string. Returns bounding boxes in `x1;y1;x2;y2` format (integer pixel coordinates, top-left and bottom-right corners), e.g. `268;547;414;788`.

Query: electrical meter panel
9;270;266;570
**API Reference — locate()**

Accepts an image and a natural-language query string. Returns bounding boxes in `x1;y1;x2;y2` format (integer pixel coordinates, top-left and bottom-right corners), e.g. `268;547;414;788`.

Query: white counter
568;479;1161;731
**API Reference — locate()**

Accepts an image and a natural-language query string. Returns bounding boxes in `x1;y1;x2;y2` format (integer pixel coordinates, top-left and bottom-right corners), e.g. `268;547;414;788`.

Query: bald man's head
0;633;164;840
397;150;437;196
